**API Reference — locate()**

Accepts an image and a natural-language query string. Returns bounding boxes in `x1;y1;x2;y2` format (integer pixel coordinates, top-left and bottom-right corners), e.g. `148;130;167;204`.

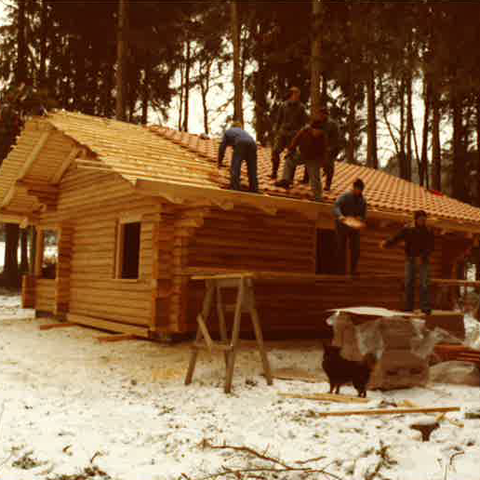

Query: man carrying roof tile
333;178;367;276
218;121;259;193
274;116;327;202
302;106;340;191
380;210;434;315
270;86;308;179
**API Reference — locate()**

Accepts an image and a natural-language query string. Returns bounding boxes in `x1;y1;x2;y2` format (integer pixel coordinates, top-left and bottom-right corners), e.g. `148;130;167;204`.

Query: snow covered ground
0;293;480;480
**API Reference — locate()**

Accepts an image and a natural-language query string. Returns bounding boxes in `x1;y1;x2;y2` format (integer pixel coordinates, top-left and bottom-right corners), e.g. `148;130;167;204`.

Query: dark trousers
231;140;258;192
303;160;334;189
405;257;431;312
336;222;360;275
271;132;295;177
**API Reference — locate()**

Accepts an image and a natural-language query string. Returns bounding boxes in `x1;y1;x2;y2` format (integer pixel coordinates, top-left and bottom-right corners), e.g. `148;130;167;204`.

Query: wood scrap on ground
401;399;463;427
39;322;76;331
271;368;324;383
96;334;140;343
315;406;460;417
280;392;370;404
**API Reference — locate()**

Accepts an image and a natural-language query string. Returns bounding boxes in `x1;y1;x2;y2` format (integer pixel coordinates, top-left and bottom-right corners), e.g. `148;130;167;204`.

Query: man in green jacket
270;86;308;179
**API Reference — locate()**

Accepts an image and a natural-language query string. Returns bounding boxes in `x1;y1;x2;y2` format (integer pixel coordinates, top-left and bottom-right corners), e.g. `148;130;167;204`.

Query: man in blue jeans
218;122;259;193
380;210;434;315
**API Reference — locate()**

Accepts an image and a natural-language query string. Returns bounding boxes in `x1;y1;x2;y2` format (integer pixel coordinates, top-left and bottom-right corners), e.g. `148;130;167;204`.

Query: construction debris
410;417;440;441
279;392;370;404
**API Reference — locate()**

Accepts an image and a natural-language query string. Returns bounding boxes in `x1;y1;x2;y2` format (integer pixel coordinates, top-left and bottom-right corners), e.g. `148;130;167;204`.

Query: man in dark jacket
218;122;258;193
333;178;367;275
274;117;327;201
270;86;308;179
380;210;434;314
302;106;340;191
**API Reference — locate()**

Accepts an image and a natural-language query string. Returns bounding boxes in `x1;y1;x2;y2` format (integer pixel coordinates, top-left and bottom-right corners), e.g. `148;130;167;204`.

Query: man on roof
380;210;434;315
274;116;328;202
333;178;367;276
218;121;259;193
302;105;341;192
270;86;308;179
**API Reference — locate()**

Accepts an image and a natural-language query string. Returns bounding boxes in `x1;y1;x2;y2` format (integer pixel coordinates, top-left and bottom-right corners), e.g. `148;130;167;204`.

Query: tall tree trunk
420;77;431;188
3;0;27;288
477;93;480;206
254;22;268;145
231;0;243;125
103;66;114;117
16;0;27;83
431;79;441;191
182;39;191;132
20;229;28;274
141;60;150;125
347;64;356;164
29;226;36;275
310;0;322;117
321;73;328;105
451;84;466;201
399;77;408;180
3;224;20;287
366;70;378;169
178;60;184;130
116;0;128;121
199;60;211;135
406;74;413;181
39;0;48;87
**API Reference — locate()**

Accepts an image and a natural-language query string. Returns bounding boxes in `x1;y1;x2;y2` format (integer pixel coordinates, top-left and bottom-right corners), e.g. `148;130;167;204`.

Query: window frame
114;214;142;281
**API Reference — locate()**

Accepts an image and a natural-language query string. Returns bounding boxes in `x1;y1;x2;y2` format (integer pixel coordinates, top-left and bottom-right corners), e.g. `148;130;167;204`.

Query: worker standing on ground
302;106;340;191
380;210;434;315
333;178;367;276
218;121;259;193
270;86;308;179
274;116;327;202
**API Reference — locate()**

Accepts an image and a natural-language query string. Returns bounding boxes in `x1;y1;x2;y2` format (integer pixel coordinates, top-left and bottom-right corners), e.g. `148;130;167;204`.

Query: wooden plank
315;406;461;417
196;314;214;352
67;313;149;337
96;334;141;343
50;147;80;184
0;130;52;209
280;393;370;404
39;322;76;331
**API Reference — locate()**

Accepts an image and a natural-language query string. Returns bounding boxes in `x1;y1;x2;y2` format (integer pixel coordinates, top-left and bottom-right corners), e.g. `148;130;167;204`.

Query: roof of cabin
1;110;480;229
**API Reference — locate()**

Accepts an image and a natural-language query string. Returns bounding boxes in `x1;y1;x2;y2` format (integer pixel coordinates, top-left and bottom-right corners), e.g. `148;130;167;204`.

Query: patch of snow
0;293;480;480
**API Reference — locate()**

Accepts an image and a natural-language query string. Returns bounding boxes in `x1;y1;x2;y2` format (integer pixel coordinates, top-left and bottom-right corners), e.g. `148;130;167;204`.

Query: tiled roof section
149;126;480;225
4;110;476;226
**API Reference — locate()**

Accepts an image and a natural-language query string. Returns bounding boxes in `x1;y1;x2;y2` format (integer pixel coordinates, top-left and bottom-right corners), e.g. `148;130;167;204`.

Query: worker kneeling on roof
274;115;328;202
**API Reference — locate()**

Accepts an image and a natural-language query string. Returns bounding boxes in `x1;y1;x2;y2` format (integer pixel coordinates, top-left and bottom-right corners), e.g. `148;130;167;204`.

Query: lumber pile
331;309;430;390
434;344;480;364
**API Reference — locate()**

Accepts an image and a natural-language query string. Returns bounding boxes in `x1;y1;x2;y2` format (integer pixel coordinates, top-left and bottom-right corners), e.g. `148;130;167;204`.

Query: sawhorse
185;274;273;393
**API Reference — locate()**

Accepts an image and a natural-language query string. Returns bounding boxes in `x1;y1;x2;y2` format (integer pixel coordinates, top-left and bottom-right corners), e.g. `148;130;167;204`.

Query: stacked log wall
33;168;164;333
183;207;453;337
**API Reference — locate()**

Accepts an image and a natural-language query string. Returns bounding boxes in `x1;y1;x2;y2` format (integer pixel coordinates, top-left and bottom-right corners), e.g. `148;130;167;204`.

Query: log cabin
0;110;478;340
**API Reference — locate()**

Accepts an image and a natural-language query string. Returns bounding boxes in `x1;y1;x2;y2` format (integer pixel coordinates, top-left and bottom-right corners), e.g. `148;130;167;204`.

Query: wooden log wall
182;207;456;337
31;167;163;333
21;274;36;308
35;278;55;312
54;223;73;317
